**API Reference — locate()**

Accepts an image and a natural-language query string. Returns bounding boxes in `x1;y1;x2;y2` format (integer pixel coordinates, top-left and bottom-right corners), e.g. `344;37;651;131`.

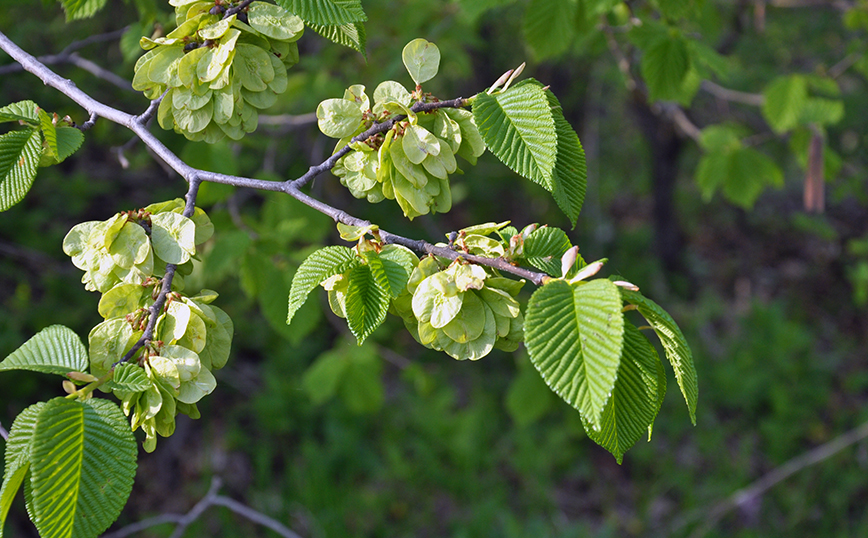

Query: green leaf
524;279;625;429
1;403;44;538
584;323;662;464
640;31;690;102
402;38;441;86
302;348;348;405
344;264;390;345
0;101;39;123
620;288;697;424
0;128;42;211
59;0;109;20
696;147;783;209
522;0;575;60
29;398;137;538
107;363;151;392
338;343;384;413
287;246;358;326
54;127;84;164
798;97;845;126
0;325;88;376
523;226;576;277
276;0;366;26
762;75;808;133
307;21;367;55
373;244;418;298
473;80;557;190
545;90;587;227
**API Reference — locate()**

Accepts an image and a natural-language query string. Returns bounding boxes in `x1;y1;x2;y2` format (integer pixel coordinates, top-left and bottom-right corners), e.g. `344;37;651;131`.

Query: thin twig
102;477;304;538
0;30;550;288
0;421;8;442
225;0;256;18
117;178;202;365
675;419;868;538
258;112;319;127
0;52;133;91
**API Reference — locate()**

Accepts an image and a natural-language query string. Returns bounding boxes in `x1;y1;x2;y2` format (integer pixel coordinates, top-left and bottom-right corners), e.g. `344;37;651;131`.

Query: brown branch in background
0;27;132;91
805;125;825;213
102;477;304;538
700;80;766;106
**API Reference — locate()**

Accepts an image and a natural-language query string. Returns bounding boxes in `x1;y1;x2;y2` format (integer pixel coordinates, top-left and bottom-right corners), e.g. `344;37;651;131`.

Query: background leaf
0;128;42;211
762;75;808;133
287;246;358;326
473;81;556;190
59;0;109;21
30;398;137;538
0;325;88;376
522;0;575;60
524;279;624;429
640;31;690;102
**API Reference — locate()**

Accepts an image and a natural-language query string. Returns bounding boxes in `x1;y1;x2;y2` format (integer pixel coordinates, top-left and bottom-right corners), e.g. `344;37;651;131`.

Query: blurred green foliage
3;0;868;537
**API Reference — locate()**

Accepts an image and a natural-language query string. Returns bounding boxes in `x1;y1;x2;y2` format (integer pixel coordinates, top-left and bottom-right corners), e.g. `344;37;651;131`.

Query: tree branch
0;421;8;442
700;80;765;106
102;476;305;538
0;30;549;294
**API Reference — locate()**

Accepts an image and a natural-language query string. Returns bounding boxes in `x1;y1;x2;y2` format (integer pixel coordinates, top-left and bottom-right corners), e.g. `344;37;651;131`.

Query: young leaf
522;0;575;60
287;246;359;326
0;403;45;538
344;264;390;345
473;80;556;190
276;0;367;26
54;127;84;164
0;101;38;123
522;226;576;276
402;38;441;86
0;128;42;211
0;325;88;376
762;74;808;134
373;244;419;298
584;323;662;464
302;348;348;405
620;288;697;424
545;90;587;227
307;21;367;55
59;0;109;21
107;363;151;392
29;398;137;538
524;279;625;429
